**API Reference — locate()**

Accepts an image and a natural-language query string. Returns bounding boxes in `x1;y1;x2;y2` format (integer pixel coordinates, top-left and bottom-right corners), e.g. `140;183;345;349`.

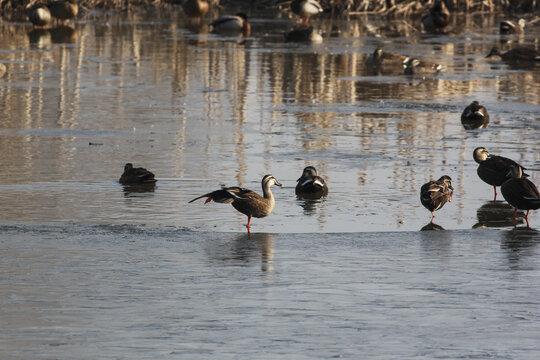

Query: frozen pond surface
0;8;540;359
1;224;539;359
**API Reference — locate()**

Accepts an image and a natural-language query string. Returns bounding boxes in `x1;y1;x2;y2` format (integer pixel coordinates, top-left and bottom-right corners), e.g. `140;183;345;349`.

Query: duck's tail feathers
188;194;212;203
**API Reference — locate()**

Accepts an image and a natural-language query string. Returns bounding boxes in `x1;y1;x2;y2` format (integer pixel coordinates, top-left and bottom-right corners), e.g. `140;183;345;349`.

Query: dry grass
1;0;539;21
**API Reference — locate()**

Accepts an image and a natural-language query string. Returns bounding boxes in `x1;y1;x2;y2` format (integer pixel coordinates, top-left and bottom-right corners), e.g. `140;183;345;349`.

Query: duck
403;57;443;76
47;0;78;25
26;2;52;28
182;0;209;25
420;175;454;222
284;26;323;43
500;19;526;34
189;174;283;232
473;147;528;201
119;163;157;185
291;0;323;25
486;46;540;62
209;13;250;36
501;165;540;227
295;166;328;197
421;0;450;32
461;101;489;130
366;48;409;69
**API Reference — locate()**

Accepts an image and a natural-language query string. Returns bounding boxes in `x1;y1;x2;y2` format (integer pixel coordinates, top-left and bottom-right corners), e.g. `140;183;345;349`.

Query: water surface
0;10;539;232
0;9;540;359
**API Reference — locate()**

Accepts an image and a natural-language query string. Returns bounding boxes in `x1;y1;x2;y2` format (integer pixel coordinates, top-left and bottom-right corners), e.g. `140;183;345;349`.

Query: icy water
0;8;540;359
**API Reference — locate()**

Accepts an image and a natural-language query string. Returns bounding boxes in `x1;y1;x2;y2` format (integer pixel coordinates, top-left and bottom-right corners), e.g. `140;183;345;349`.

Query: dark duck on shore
26;2;52;28
461;101;489;129
182;0;209;25
295;166;328;198
473;147;528;201
421;0;450;32
486;46;540;62
420;175;454;222
210;13;250;36
189;174;283;232
119;163;157;185
47;0;78;25
291;0;323;25
501;165;540;227
284;26;322;43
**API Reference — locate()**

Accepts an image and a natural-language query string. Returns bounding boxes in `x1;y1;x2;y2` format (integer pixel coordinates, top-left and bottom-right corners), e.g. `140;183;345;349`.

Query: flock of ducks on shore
120;143;540;232
21;0;540;77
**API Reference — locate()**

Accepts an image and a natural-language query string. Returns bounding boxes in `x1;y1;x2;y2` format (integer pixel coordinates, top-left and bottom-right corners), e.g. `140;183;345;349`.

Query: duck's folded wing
134;168;156;182
225;187;257;199
210;15;237;27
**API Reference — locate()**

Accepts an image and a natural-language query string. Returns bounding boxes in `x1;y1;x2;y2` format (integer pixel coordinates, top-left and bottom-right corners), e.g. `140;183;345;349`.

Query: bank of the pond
1;0;539;21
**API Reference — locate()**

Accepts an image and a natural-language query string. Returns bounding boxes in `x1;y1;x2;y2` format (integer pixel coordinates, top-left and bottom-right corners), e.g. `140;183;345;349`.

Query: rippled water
0;8;539;359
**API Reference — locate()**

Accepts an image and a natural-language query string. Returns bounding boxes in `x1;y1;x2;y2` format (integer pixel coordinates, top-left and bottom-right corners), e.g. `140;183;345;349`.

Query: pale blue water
0;9;539;359
1;224;539;359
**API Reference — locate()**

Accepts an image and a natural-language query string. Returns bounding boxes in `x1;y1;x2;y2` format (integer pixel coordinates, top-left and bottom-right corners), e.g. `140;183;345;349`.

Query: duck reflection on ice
295;197;326;216
502;227;539;266
420;222;445;231
121;183;156;196
49;25;77;44
27;28;50;45
473;201;524;229
207;232;275;272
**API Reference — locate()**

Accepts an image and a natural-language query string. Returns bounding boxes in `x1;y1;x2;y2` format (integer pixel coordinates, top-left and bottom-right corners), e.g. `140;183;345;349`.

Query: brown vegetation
1;0;539;21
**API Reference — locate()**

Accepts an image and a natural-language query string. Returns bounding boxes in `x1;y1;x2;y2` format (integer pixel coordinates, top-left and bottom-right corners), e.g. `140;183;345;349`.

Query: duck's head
262;174;283;188
486;47;501;58
438;175;453;190
235;13;250;35
298;166;318;181
235;12;248;20
469;101;487;117
438;175;454;201
124;163;134;171
373;48;384;60
473;147;490;163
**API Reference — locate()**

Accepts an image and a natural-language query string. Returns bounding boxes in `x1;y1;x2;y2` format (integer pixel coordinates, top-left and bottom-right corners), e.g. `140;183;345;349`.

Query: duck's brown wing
421;181;450;211
189;186;256;204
